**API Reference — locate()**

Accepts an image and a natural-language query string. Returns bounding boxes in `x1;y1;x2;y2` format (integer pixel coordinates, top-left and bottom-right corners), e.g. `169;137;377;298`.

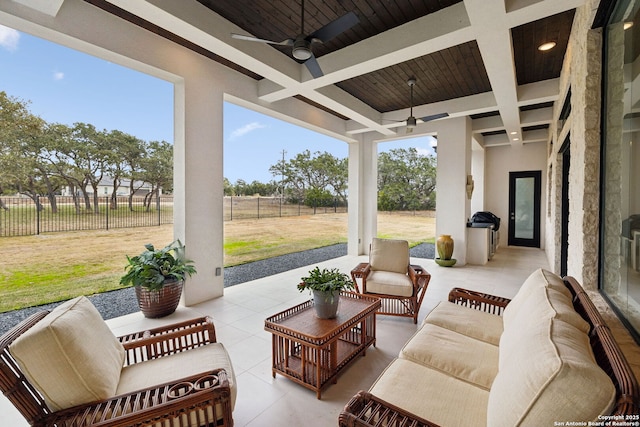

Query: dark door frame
560;136;571;276
508;170;542;247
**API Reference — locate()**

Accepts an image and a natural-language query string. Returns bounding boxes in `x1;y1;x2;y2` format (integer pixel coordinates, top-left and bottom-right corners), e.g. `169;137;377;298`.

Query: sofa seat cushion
400;323;498;390
423;301;504;345
9;296;125;411
116;342;237;411
366;270;413;297
489;318;616;426
370;238;409;274
370;358;488;427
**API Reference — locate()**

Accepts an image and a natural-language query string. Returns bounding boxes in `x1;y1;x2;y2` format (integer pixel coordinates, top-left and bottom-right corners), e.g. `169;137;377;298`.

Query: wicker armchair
351;238;431;324
0;297;235;427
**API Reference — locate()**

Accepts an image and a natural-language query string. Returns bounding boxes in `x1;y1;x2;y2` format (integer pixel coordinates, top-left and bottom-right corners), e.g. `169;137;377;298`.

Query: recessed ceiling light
510;131;518;135
538;41;556;51
624;21;634;30
513;138;520;141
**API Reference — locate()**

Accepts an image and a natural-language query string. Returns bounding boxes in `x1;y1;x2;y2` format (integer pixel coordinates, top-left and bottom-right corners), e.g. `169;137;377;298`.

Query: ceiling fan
395;78;449;133
231;0;359;78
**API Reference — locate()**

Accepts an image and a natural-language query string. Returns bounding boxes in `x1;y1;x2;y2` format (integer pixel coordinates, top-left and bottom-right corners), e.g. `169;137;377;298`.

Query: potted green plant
120;240;197;318
297;266;354;319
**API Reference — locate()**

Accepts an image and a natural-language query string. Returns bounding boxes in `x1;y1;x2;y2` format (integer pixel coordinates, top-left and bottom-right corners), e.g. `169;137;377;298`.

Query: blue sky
0;25;435;184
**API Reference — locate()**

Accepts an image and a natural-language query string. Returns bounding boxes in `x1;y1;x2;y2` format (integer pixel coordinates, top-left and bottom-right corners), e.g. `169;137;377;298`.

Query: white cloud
53;71;65;81
416;147;434;157
0;25;20;52
229;122;267;140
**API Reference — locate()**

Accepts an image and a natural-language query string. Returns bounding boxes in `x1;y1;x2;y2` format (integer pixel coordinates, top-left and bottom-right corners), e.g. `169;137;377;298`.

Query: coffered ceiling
87;0;584;146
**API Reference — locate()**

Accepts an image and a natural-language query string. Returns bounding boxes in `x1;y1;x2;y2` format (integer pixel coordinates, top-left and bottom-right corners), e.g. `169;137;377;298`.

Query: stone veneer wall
548;1;640;377
547;1;602;290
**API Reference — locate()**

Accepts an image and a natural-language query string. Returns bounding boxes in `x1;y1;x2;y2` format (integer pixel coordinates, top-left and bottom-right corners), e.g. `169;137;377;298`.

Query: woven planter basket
135;280;183;318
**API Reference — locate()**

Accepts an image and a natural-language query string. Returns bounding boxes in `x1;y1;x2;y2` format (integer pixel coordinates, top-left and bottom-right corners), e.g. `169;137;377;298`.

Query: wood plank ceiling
196;0;574;114
86;0;579;145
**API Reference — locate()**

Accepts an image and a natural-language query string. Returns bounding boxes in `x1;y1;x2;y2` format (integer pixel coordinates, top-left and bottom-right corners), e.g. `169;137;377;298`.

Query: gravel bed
0;242;434;335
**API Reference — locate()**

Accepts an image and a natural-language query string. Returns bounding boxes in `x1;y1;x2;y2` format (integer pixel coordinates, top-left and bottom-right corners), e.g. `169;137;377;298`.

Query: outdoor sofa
340;268;639;426
0;296;236;426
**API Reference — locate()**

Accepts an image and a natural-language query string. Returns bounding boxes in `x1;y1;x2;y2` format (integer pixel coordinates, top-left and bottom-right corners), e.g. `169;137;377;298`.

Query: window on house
601;0;640;342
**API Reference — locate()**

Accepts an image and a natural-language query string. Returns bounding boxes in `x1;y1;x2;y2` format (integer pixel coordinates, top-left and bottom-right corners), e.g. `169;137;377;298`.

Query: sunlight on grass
0;212;435;312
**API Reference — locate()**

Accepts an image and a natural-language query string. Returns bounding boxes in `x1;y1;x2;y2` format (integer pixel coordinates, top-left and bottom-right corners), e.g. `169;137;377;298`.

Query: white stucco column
348;133;378;255
174;77;224;305
435;116;472;265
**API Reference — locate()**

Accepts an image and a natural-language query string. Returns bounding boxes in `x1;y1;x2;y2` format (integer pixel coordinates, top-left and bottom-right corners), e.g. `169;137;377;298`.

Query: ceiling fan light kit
292;38;312;60
231;0;359;78
231;6;449;132
389;77;449;133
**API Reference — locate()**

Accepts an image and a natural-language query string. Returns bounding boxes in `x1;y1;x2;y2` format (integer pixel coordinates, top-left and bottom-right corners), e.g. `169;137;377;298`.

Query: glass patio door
508;171;541;247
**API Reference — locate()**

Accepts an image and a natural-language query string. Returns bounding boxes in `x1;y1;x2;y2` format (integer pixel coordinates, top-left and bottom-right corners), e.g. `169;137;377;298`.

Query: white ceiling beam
505;0;588;24
483;133;511;147
465;0;522;145
312;85;397;136
521;107;553;126
103;0;578;141
523;128;550;143
258;2;474;102
105;0;395;136
472;116;504;134
11;0;63;17
106;0;301;87
347;91;498;134
518;79;561;105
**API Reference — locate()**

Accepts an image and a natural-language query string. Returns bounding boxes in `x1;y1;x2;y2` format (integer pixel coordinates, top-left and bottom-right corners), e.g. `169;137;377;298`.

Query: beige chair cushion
117;342;237;411
423;301;504;345
488;319;616;426
400;323;498;390
10;296;125;411
366;270;413;297
369;238;409;274
370;358;489;427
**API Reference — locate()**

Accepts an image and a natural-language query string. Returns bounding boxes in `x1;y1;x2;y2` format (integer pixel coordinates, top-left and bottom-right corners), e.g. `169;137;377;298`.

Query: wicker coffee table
265;292;381;399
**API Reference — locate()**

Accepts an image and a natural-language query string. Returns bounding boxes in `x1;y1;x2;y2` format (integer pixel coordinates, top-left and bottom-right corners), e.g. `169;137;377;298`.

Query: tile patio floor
3;246;638;426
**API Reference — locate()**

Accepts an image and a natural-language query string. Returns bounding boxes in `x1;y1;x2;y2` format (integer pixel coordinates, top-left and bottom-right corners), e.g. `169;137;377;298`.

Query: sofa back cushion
10;296;125;411
502;269;590;336
370;238;409;274
488;318;616;426
503;269;570;322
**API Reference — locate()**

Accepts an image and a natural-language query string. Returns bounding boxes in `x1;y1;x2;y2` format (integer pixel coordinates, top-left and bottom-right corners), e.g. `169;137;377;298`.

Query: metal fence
223;196;347;221
0;195;348;236
0;195;173;237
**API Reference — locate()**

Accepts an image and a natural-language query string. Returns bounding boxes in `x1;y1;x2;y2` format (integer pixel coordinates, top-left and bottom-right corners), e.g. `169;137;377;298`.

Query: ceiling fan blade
231;33;294;46
309;11;359;43
304;54;324;78
420;112;449;122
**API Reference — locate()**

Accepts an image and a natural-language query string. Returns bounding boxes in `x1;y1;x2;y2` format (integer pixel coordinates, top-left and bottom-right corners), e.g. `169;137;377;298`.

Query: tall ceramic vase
436;235;454;260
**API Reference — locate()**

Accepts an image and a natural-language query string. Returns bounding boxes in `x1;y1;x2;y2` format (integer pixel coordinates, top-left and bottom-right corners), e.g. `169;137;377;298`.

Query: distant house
60;177;159;197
